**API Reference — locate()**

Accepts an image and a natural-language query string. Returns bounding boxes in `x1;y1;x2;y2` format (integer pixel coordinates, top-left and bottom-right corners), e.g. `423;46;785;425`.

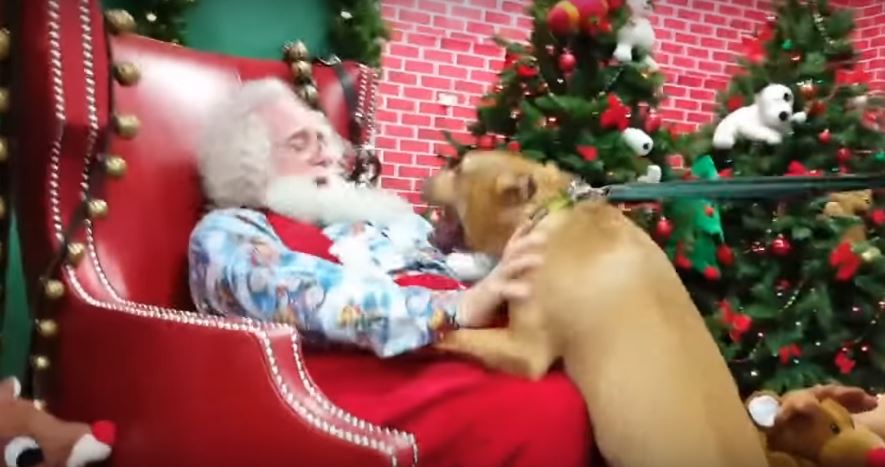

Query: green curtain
1;0;331;379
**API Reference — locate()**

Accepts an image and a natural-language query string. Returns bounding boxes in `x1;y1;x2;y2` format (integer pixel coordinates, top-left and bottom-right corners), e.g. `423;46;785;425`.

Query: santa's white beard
264;175;415;226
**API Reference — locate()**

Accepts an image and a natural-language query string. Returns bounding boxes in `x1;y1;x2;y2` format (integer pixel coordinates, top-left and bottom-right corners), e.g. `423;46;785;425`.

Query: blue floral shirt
188;209;466;357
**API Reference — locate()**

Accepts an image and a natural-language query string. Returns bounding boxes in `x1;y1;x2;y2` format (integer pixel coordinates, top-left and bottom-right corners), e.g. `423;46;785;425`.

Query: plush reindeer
0;377;114;467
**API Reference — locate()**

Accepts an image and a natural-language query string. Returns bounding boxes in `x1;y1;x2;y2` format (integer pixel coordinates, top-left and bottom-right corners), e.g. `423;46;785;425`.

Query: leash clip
568;180;610;203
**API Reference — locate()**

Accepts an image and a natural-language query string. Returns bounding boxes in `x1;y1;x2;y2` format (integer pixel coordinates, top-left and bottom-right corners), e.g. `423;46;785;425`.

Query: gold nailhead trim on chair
105;9;136;35
0;29;10;61
299;85;319;106
66;242;86;266
112;114;139;139
283;40;309;62
0;196;5;220
0;87;9;113
43;280;65;300
36;319;59;338
0;137;7;163
112;62;141;85
104;155;127;178
30;355;50;371
32;400;46;411
290;61;312;82
87;199;109;219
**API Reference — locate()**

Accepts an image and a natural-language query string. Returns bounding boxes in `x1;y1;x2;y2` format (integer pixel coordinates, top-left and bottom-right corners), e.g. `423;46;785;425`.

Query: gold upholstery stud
31;355;50;371
44;279;65;300
0;137;7;163
66;242;86;266
284;40;310;62
299;85;319;106
112;114;140;139
112;62;141;85
105;9;136;34
0;87;9;113
104;155;127;178
0;196;5;220
32;400;46;411
290;60;312;82
87;199;109;219
36;319;59;337
0;29;10;61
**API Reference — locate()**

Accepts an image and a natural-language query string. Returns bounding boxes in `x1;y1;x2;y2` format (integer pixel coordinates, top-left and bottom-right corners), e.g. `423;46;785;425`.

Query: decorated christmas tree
676;0;885;395
442;0;698;188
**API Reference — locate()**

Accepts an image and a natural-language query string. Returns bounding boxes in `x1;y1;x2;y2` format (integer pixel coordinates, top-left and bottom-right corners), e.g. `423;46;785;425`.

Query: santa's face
260;97;345;182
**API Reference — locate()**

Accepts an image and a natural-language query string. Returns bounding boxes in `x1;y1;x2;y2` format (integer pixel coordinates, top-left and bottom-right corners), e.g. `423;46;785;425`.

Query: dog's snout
778;111;789;122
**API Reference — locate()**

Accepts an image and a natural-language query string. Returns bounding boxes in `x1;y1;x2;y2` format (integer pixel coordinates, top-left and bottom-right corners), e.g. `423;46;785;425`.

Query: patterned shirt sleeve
188;210;464;358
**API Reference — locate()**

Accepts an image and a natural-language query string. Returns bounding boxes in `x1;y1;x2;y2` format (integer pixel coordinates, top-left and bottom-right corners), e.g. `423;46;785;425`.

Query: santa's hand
455;223;546;328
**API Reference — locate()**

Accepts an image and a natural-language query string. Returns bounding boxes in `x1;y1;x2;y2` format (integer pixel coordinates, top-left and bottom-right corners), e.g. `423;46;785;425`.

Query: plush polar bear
613;0;658;71
712;84;807;150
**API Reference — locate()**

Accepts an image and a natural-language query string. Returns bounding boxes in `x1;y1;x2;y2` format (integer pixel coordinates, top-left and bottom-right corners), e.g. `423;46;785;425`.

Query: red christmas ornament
506;140;521;152
718;167;734;178
704;205;715;217
576;0;610;34
517;62;539;79
741;36;765;63
675;253;692;270
703;265;721;281
504;53;519;68
558;51;577;73
836;147;852;163
818;129;832;144
770;235;792;256
608;0;623;8
835;351;856;374
726;95;745;112
655;217;673;240
477;134;497;150
777;279;792;291
799;82;817;100
547;1;581;36
808;100;827;117
716;244;734;266
720;301;751;342
870;208;885;226
779;344;802;364
600;94;631;131
577;145;598;161
786;160;809;176
644;110;662;133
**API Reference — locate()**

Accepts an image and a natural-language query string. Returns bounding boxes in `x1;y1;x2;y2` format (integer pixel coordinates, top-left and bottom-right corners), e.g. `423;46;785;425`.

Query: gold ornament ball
799;81;816;99
861;246;881;263
44;279;65;300
0;28;10;61
36;319;59;337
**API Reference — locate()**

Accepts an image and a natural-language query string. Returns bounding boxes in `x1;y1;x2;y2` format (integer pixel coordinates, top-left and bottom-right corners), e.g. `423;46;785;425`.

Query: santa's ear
747;392;781;428
0;376;21;400
495;172;537;204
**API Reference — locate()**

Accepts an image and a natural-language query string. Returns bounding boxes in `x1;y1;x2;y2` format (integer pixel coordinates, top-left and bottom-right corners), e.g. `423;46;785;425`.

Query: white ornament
622;127;654;156
712;84;807;150
613;0;658;71
746;393;780;428
637;164;661;183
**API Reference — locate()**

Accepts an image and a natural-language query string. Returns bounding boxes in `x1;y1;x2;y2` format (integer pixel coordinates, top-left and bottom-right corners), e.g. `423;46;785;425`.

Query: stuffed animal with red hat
1;377;115;467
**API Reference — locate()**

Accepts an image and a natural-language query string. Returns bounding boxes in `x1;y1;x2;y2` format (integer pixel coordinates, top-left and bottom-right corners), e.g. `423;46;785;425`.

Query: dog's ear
495;172;537;204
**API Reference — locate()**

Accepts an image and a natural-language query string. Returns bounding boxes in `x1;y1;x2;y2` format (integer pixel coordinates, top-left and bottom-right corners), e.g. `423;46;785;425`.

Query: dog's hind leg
435;328;555;380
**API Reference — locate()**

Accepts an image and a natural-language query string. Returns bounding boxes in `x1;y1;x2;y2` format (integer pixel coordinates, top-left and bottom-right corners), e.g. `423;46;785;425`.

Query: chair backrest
13;1;377;311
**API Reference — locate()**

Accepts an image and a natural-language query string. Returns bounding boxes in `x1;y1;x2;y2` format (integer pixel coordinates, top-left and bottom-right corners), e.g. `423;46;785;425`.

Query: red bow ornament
741;36;765;63
600;94;631;131
720;300;752;342
779;344;802;364
829;241;861;281
836;67;870;87
835;351;856;374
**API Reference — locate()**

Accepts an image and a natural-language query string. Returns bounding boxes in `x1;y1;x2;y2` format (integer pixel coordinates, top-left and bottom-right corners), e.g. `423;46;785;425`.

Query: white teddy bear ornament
712;84;807;150
613;0;658;71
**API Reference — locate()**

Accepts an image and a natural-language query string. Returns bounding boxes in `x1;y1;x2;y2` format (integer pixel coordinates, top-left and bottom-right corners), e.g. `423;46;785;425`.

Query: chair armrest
51;295;415;467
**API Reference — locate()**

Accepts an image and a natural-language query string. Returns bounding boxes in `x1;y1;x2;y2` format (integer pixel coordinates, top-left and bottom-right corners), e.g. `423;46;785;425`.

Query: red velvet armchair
8;2;595;466
9;2;418;466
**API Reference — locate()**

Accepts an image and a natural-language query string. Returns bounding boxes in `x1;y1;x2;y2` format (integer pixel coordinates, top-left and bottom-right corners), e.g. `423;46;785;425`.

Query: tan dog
423;150;768;467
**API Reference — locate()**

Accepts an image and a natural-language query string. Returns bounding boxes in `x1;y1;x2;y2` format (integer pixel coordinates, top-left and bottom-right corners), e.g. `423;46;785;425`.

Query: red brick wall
376;0;884;207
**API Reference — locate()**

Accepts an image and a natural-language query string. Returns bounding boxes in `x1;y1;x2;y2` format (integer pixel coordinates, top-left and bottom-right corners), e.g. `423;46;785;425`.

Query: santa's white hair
198;77;413;225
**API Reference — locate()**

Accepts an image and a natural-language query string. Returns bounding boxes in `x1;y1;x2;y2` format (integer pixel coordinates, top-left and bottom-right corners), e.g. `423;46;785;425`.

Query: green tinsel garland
129;0;389;67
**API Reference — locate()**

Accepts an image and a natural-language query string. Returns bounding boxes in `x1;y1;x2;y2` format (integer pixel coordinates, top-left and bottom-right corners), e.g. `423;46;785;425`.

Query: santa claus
188;78;591;465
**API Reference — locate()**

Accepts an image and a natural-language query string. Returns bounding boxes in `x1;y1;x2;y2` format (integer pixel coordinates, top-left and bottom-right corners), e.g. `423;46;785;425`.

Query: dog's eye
830;423;840;434
4;436;44;467
784;92;792;102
